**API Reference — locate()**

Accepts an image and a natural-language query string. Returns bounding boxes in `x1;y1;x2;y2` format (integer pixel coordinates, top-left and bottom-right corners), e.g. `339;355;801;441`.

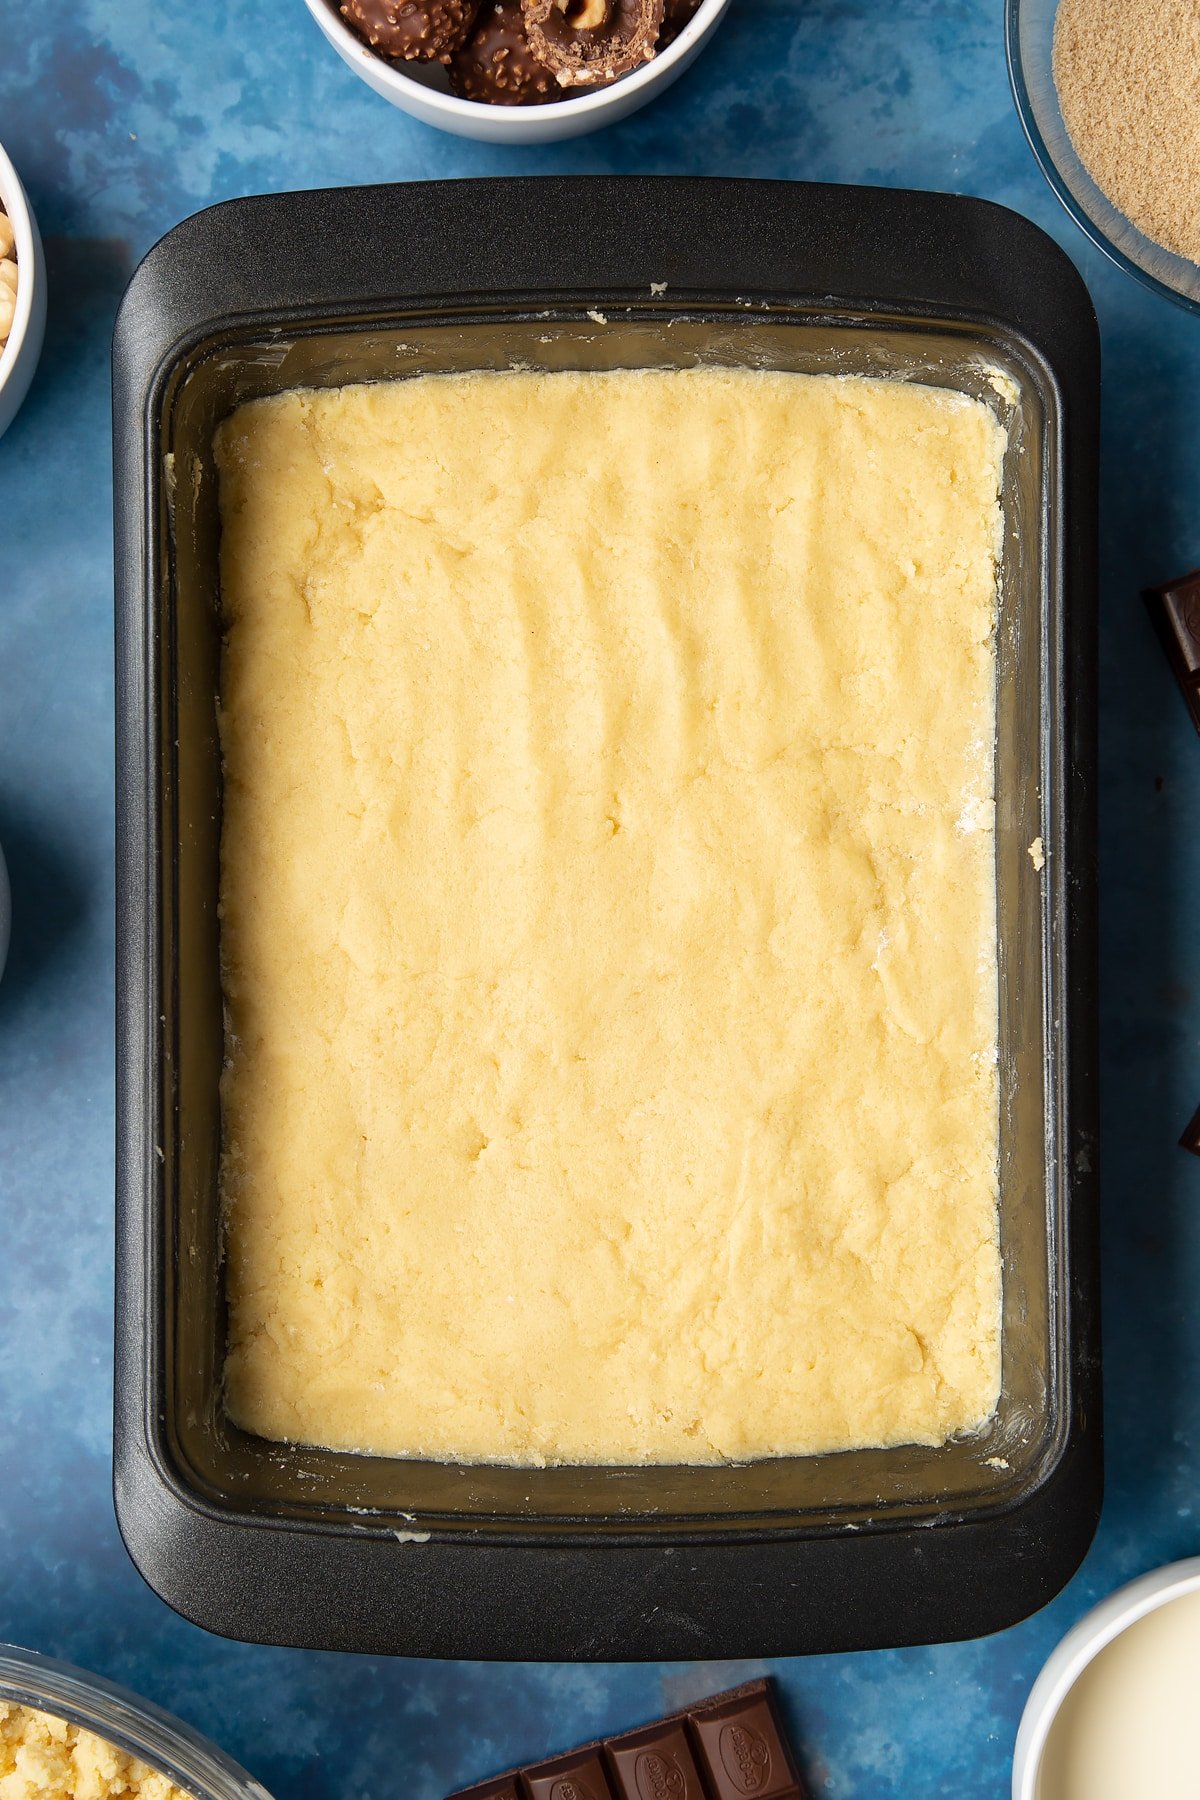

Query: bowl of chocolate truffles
0;138;47;439
303;0;731;140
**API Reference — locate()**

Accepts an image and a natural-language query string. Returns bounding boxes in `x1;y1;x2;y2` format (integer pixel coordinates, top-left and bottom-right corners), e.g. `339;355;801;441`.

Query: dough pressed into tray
215;366;1004;1466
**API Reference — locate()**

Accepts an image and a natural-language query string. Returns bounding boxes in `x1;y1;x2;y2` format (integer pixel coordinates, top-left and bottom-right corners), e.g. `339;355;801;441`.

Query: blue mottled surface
1;2;1198;1795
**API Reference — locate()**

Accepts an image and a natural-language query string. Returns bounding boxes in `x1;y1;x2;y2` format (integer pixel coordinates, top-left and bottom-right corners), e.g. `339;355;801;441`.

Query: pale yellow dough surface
216;367;1004;1465
0;1705;190;1800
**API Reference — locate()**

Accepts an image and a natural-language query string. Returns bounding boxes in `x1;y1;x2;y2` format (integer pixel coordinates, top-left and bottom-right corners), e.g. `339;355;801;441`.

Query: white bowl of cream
1013;1558;1200;1800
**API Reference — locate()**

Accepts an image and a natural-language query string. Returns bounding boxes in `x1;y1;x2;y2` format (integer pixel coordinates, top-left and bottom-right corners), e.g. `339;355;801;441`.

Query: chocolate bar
1144;569;1200;735
444;1679;807;1800
1181;1101;1200;1160
1144;573;1200;1158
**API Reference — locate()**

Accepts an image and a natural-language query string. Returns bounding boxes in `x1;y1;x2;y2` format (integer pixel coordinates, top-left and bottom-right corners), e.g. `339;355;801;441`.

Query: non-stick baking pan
113;176;1101;1659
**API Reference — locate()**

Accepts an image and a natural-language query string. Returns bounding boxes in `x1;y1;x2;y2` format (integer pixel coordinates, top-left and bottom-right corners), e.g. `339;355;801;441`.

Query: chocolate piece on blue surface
1144;569;1200;735
443;1680;807;1800
605;1719;709;1799
1181;1101;1200;1158
686;1689;803;1800
521;1747;617;1800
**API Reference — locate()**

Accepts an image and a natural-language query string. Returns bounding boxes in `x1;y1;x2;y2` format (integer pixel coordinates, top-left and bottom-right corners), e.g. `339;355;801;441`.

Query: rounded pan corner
989;1432;1103;1635
110;1467;238;1649
933;190;1100;331
112;194;267;377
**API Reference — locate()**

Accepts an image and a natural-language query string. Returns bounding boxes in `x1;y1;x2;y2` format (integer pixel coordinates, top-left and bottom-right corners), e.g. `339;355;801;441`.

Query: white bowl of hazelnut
303;0;731;141
0;140;46;442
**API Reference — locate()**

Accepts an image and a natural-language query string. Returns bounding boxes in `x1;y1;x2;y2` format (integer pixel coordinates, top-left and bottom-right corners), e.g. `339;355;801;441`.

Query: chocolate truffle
522;0;664;87
449;0;560;102
339;0;481;61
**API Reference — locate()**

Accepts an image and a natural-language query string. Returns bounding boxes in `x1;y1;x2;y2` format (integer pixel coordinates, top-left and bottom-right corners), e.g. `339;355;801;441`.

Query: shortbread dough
0;1704;190;1800
216;367;1004;1465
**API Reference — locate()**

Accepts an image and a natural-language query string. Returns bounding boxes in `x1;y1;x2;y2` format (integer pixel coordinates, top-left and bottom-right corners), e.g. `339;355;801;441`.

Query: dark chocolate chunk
1144;569;1200;736
521;1748;617;1800
1181;1101;1200;1159
522;0;664;88
658;0;702;45
605;1721;708;1799
339;0;482;61
687;1690;803;1800
444;1682;807;1800
449;0;561;102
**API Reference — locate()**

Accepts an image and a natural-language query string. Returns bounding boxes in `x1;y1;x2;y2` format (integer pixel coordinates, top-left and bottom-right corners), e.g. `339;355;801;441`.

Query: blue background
1;2;1198;1794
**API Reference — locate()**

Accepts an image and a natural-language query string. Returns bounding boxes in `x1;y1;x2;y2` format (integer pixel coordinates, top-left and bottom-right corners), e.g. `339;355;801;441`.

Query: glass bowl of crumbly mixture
1006;0;1200;312
0;1647;272;1800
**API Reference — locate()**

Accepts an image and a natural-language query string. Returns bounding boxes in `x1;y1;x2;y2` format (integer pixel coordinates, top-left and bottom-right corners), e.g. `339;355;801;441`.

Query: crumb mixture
1054;0;1200;265
0;206;17;350
216;366;1004;1466
0;1704;190;1800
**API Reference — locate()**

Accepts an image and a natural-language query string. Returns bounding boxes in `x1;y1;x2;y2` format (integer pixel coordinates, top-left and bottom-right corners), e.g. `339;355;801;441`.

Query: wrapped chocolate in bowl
520;0;666;90
302;0;729;140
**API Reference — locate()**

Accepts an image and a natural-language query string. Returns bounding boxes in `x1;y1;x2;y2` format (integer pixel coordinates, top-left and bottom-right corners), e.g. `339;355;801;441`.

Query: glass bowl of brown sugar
1006;0;1200;314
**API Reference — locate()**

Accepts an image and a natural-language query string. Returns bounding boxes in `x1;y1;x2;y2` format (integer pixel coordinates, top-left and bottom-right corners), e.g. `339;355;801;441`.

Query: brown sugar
1053;0;1200;266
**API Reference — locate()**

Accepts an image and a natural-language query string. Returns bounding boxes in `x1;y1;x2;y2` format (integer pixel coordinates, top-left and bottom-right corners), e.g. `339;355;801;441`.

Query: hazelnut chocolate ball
522;0;664;87
450;0;560;101
339;0;482;61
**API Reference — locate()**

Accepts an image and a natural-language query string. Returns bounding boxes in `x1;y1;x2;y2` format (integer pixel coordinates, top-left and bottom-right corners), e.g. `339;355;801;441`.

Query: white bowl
0;139;46;440
303;0;731;142
1013;1557;1200;1799
1005;0;1200;315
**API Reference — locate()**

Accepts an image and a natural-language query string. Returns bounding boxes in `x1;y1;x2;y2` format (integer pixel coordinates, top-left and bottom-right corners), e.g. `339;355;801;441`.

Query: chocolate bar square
687;1694;803;1799
521;1748;617;1800
605;1720;708;1799
1144;570;1200;735
442;1680;808;1800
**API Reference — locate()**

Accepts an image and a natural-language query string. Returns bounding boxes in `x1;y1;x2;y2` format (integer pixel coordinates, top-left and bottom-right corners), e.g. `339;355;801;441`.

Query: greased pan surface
113;176;1100;1658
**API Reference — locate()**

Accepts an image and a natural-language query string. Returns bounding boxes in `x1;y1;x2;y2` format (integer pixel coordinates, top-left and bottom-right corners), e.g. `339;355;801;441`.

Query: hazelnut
556;0;611;28
522;0;663;85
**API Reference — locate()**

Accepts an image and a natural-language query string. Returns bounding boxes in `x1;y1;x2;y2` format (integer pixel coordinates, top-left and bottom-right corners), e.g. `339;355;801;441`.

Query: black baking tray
113;176;1101;1659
